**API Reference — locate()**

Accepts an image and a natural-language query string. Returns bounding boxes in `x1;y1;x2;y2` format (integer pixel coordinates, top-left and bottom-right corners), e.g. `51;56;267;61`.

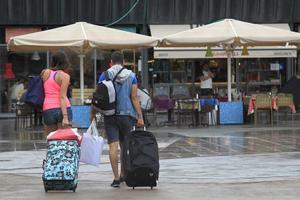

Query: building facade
1;0;300;26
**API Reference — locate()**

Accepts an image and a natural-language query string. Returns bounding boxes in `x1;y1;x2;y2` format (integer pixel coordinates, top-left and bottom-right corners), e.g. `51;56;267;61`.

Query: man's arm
131;84;144;127
200;75;211;81
90;105;97;123
200;71;215;81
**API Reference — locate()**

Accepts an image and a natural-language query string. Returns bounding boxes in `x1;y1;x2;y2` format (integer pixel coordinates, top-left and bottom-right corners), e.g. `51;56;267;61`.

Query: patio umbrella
7;22;159;103
160;19;300;101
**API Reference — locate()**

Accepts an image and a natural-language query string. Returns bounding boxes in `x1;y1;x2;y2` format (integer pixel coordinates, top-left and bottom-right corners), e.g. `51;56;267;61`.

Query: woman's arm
41;69;50;81
58;71;70;126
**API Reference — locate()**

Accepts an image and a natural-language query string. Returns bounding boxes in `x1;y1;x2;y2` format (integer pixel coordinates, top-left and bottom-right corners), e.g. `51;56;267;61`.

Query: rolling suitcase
42;140;80;192
122;127;159;189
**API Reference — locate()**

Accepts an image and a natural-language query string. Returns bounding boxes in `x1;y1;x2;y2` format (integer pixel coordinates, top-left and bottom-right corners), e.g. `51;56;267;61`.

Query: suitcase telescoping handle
132;125;146;131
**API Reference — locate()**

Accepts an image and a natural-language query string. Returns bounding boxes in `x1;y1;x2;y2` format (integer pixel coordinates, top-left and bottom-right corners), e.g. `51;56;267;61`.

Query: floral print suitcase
42;140;80;192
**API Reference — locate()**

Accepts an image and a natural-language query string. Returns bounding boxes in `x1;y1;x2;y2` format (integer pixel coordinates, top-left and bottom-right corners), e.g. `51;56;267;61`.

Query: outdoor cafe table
199;98;219;126
175;98;219;126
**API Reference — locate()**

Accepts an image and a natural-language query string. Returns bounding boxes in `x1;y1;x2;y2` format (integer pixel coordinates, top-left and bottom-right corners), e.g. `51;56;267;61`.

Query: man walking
91;51;144;187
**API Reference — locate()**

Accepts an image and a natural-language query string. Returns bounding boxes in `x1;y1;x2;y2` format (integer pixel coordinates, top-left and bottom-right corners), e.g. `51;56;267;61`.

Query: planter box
71;105;91;128
219;102;243;124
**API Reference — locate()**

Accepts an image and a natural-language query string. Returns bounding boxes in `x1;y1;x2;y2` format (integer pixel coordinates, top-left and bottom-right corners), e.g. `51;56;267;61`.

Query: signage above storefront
5;27;41;43
154;47;297;59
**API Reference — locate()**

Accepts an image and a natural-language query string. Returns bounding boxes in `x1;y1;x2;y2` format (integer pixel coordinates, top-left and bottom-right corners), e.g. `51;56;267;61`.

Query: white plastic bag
137;88;152;110
80;120;104;166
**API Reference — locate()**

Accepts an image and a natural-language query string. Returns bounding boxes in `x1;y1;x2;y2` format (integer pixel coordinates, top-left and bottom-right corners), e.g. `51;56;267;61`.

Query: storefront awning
150;24;297;59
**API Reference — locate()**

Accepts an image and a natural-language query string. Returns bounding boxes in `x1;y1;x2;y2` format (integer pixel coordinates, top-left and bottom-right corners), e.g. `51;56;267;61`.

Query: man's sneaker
111;180;120;188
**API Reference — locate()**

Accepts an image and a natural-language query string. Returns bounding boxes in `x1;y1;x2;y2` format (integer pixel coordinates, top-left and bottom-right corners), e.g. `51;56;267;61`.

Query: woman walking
41;51;72;135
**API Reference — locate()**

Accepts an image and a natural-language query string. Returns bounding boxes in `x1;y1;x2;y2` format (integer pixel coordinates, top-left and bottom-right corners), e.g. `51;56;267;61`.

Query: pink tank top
43;70;71;111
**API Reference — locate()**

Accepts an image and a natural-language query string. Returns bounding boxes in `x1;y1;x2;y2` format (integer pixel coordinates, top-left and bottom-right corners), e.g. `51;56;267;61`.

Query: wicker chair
254;94;273;125
175;99;198;127
275;93;294;124
243;96;252;106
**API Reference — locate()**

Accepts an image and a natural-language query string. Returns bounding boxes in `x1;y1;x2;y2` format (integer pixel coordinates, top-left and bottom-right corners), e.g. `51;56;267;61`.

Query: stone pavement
1;152;300;200
1;123;300;199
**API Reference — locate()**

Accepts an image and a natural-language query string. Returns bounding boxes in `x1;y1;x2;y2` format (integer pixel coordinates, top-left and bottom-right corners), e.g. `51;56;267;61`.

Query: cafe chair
198;97;219;126
243;95;253;123
275;93;294;124
243;96;252;106
254;94;273;126
171;84;191;100
153;83;170;97
153;84;175;126
171;84;195;127
175;99;198;127
15;103;34;130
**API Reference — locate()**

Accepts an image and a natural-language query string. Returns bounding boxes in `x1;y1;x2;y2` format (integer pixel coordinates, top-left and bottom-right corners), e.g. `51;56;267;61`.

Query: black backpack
92;68;125;116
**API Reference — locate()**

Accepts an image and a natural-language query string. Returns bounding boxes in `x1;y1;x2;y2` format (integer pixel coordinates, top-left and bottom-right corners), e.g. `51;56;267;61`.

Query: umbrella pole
78;54;85;104
93;49;97;89
192;61;195;97
227;51;232;102
46;51;50;68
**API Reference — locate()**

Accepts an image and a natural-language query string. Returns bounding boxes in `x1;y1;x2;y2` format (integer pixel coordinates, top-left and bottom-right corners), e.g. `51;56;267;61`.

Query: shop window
0;28;5;44
152;59;189;84
0;51;47;113
240;58;286;95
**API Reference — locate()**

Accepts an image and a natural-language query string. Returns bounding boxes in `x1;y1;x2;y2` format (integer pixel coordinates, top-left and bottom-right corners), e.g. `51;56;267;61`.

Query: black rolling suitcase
122;127;159;189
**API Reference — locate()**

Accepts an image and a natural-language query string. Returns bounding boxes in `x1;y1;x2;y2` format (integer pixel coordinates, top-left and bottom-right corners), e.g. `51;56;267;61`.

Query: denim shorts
43;107;72;126
103;115;135;144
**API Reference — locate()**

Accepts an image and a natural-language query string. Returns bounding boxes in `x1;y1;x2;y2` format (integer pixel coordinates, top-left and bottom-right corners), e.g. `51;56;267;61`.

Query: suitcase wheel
151;186;153;190
133;187;135;190
43;182;48;193
72;184;77;192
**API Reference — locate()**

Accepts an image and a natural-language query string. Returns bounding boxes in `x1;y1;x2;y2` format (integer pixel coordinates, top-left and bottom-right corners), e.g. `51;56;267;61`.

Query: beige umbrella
161;19;300;101
8;22;159;103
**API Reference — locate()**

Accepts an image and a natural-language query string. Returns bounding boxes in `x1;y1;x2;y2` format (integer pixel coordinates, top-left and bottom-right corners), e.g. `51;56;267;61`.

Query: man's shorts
103;115;135;144
43;107;73;126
